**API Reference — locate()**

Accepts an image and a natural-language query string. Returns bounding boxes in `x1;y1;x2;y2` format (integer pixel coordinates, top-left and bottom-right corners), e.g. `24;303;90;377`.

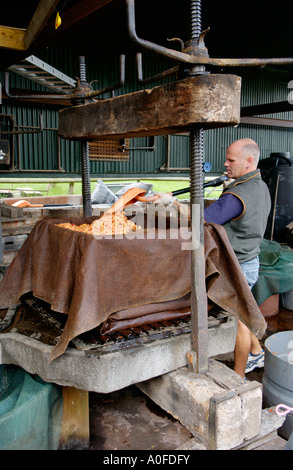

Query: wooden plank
58;387;90;450
241;116;293;128
0;203;24;219
23;0;60;49
26;0;115;49
58;74;241;140
54;0;113;32
241;100;293;116
0;26;26;50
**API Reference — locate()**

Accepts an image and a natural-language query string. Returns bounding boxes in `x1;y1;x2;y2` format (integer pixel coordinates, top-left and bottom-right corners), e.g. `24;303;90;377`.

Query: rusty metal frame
0;114;65;173
4;54;125;104
126;0;293;69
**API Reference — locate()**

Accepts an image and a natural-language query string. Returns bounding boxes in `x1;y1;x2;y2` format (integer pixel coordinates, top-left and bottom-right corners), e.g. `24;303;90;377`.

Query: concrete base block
0;332;193;393
0;313;237;394
137;358;263;450
234;407;286;450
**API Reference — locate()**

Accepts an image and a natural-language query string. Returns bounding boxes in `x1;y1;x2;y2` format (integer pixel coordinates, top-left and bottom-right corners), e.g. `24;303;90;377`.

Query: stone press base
137;359;285;450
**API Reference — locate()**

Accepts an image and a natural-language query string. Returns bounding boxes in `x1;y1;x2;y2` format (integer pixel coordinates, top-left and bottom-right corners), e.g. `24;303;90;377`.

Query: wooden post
188;128;208;374
58;387;90;450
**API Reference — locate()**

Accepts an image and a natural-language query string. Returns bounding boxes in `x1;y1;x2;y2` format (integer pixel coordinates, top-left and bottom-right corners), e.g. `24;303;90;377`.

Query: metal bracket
121;136;155;151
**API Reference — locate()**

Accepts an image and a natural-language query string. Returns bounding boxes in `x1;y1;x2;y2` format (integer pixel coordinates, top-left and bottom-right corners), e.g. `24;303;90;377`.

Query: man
153;138;271;377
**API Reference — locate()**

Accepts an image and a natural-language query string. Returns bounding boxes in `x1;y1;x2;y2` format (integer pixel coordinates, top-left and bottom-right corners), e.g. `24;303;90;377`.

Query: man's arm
204;193;243;224
153;192;243;224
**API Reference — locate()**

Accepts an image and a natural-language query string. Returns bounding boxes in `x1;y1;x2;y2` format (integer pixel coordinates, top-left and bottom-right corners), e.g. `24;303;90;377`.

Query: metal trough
263;331;293;439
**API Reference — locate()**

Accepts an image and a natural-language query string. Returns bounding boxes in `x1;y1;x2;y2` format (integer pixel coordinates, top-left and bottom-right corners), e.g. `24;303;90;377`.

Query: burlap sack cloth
0;218;266;361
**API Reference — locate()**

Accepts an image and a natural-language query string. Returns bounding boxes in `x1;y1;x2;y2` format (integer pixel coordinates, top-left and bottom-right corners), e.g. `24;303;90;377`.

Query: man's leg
250;333;263;355
235;256;264;376
234;320;251;377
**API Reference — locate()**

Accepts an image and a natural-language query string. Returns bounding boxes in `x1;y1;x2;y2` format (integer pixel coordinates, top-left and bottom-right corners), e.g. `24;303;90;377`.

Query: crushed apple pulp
56;211;141;236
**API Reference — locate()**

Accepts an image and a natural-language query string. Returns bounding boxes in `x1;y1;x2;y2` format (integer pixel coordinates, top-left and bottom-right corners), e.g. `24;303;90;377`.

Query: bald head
235;138;260;166
224;139;260;179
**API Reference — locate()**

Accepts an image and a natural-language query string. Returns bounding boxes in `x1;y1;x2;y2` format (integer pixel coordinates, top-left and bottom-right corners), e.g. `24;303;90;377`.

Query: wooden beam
59;74;241;140
0;1;60;51
0;26;26;50
0;0;115;67
53;0;113;33
58;387;90;450
23;0;61;49
241;101;293;116
241;116;293;128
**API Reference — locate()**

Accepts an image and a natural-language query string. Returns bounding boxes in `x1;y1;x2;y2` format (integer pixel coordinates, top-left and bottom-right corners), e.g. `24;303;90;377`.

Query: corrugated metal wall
1;30;293;178
204;67;293;172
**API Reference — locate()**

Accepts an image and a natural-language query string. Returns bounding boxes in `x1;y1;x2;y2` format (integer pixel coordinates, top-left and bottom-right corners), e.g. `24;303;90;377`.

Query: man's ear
247;156;254;168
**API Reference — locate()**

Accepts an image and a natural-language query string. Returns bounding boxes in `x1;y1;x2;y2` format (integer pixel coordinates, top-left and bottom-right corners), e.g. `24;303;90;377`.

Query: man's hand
153;192;176;205
142;192;189;219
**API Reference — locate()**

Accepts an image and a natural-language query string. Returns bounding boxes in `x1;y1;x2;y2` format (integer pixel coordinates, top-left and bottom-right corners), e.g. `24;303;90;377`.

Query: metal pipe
122;136;155;151
0;169;65;173
126;0;194;64
4;72;70;101
0;123;64;173
0;114;44;135
0;114;14;171
136;53;179;85
198;57;293;67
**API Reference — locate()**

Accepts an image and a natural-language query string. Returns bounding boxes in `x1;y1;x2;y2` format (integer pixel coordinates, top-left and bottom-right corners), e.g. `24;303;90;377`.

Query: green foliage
0;179;222;200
